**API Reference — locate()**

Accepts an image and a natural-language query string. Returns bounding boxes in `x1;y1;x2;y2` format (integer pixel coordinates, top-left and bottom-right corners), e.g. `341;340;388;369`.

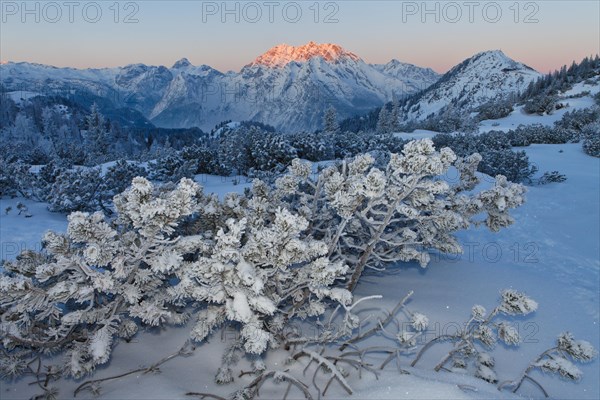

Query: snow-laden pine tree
390;98;401;132
323;106;340;134
377;105;392;133
84;103;111;165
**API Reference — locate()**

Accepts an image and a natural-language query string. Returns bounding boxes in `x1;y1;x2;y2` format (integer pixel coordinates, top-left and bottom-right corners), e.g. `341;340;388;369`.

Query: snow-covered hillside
402;50;541;121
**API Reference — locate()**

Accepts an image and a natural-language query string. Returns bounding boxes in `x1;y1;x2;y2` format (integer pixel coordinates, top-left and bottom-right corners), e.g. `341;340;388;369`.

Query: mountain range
0;42;540;132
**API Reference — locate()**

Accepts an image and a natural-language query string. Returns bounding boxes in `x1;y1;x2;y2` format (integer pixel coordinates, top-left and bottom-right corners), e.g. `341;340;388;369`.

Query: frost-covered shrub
102;160;148;199
365;132;407;154
432;132;536;183
421;107;478;133
500;332;597;397
581;122;600;157
0;157;32;198
523;94;558;115
333;130;368;159
476;99;514;121
181;144;219;174
0;140;527;390
268;140;526;292
477;131;512;151
554;107;600;133
478;149;537;183
9;160;147;212
148;153;196;182
47;167;104;212
297;130;406;161
244;129;298;176
216;127;298;176
431;133;480;157
537;171;567;185
289;132;331;161
0;178;203;378
508;124;579;146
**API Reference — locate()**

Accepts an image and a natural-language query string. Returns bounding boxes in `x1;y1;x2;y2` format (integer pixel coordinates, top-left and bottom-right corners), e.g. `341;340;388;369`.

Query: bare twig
410;335;458;367
507;347;556;396
341;291;413;350
186;393;227;400
293;350;353;395
74;342;195;397
246;370;314;400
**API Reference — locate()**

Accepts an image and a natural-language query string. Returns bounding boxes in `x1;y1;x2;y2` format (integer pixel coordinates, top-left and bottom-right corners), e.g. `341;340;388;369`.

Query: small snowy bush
554;107;599;133
1;178;203;379
537;171;567;185
0;157;32;198
476;99;514;121
509;124;579;146
523;93;558;115
478;148;537;183
102;160;148;199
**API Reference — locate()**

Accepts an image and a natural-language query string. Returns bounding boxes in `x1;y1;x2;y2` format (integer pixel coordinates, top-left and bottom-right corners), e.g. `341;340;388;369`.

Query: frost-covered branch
499;332;597;397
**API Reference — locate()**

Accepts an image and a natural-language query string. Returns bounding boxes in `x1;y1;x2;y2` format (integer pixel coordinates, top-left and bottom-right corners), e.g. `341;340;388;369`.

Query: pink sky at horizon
1;1;598;75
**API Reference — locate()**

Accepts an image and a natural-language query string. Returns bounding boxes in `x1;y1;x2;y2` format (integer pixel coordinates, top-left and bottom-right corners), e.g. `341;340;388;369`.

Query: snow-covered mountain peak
248;41;361;68
459;49;535;73
401;50;541;121
172;58;193;69
385;59;406;66
473;49;508;58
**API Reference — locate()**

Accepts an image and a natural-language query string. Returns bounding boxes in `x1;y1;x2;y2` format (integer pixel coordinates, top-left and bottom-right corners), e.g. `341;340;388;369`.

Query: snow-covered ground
0;198;68;261
355;143;599;400
1;140;598;399
393;129;438;140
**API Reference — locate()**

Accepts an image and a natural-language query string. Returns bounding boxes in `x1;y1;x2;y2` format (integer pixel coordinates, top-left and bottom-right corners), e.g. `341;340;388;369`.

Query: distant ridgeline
0;42;440;133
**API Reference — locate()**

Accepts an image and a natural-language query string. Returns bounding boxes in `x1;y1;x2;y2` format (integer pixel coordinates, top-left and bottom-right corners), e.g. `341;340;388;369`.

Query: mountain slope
401;50;541;120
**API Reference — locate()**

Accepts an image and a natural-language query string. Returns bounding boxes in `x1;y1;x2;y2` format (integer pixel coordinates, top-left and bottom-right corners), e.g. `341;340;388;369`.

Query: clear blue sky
1;1;598;73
